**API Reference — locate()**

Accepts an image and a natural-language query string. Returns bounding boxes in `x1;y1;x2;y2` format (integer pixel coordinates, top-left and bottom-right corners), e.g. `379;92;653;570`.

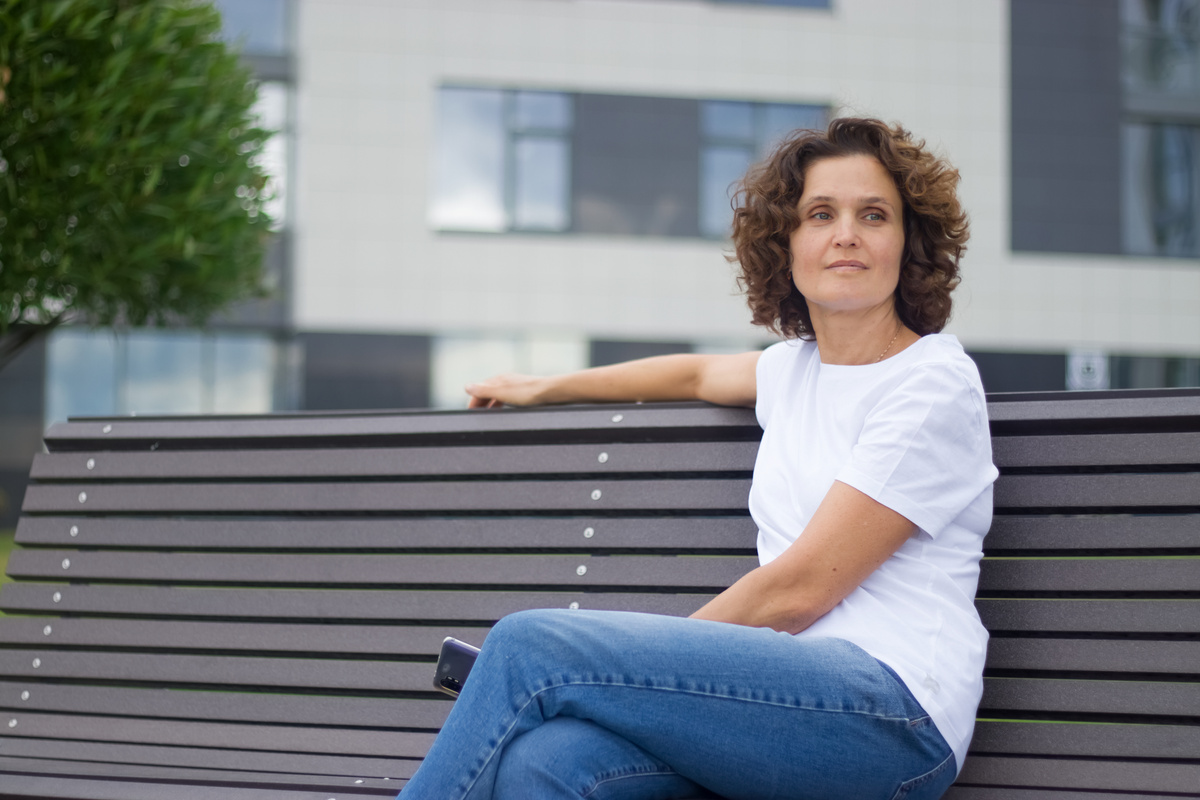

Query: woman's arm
465;351;761;409
690;480;916;634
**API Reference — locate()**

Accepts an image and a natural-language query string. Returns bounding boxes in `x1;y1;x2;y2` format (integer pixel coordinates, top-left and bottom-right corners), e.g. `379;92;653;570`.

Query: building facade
2;0;1199;526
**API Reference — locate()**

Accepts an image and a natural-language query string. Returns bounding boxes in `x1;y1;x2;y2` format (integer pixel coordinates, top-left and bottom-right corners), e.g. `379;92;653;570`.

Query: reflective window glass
213;0;289;56
760;104;827;153
702;101;755;141
1122;122;1200;257
430;88;507;231
431;88;572;232
514;91;572;131
1120;0;1200;94
45;329;117;425
514;137;570;230
700;145;754;238
213;334;275;413
125;332;205;414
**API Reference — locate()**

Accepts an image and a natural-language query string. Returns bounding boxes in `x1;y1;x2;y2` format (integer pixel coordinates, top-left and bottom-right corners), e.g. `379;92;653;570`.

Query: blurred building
3;0;1200;525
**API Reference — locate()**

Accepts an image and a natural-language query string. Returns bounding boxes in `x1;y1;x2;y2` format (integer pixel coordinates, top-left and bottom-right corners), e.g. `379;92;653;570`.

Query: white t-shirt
751;333;997;775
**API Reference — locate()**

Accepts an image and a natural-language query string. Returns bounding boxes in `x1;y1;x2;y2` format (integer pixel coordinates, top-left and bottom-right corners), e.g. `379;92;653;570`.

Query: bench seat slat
14;516;759;551
0;618;490;655
0;738;418;783
6;551;758;589
980;676;1200;717
30;442;759;480
0;772;400;800
984;514;1200;552
986;637;1200;674
21;479;754;513
0;583;714;620
42;404;761;447
977;557;1200;592
0;758;404;795
995;473;1200;509
13;548;1199;594
2;712;436;758
0;680;449;731
992;431;1200;467
970;719;1200;759
955;754;1200;796
0;651;445;696
977;598;1200;633
947;789;1186;800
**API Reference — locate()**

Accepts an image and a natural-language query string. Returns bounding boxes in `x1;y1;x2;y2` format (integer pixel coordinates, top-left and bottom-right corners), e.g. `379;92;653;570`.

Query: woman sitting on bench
400;117;998;800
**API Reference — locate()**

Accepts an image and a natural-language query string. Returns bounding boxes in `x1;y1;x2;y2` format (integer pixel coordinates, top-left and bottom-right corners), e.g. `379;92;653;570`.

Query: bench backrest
2;392;1199;798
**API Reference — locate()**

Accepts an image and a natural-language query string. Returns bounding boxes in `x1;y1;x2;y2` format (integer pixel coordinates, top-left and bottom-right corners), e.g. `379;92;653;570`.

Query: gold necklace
876;324;903;362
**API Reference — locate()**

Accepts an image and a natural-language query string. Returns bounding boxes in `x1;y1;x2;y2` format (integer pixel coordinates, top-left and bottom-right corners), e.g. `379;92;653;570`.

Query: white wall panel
291;0;1200;357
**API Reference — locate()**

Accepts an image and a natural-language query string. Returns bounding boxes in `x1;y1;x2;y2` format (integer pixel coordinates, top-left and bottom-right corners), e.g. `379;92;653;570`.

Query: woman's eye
812;211;832;220
865;212;885;221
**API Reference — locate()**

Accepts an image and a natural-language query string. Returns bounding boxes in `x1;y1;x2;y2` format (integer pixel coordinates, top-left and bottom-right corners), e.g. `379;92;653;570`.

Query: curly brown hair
731;117;969;340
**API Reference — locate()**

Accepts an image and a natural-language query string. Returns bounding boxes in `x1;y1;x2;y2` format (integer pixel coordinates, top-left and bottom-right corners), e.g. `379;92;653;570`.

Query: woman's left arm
690;480;916;634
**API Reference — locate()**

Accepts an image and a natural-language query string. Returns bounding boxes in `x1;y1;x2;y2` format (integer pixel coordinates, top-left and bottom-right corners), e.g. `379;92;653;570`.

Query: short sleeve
835;363;998;538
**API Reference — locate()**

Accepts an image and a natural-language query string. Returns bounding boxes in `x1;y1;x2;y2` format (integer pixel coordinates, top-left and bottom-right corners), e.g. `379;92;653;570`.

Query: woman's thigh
480;609;954;799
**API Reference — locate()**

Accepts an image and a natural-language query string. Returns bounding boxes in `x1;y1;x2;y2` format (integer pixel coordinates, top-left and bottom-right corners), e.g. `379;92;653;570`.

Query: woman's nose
833;219;860;248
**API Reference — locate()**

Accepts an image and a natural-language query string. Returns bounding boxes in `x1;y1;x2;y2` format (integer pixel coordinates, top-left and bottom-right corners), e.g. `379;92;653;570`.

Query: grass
0;527;13;588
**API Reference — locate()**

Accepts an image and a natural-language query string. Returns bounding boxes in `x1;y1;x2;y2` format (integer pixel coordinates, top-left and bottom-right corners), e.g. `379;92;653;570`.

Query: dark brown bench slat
977;557;1200;592
21;478;754;514
0;681;449;730
977;598;1200;633
970;719;1200;759
42;403;761;448
955;754;1200;796
0;738;419;784
3;712;436;758
0;618;490;656
948;789;1184;800
986;391;1200;428
985;637;1200;674
0;758;404;795
992;431;1200;467
995;473;1200;509
0;651;442;696
13;515;758;551
980;676;1200;717
1;773;400;800
985;514;1200;552
0;583;715;620
29;441;758;480
5;550;757;589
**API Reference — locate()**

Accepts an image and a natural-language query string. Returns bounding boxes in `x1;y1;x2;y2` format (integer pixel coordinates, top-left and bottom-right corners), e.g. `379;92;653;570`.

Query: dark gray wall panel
300;332;430;411
573;94;701;237
1011;0;1121;254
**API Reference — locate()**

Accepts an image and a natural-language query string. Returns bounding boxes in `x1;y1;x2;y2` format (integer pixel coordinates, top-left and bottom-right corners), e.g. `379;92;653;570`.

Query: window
1120;0;1200;257
430;88;572;232
700;101;827;237
213;0;289;57
1122;122;1200;256
45;330;280;424
431;88;826;239
1121;0;1200;95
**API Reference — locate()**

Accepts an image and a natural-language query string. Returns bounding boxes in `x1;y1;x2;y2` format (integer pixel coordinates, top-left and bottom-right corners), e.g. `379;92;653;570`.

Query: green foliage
0;0;274;343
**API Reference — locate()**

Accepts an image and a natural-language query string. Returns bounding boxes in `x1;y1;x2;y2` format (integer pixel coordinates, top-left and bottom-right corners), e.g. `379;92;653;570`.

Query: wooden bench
1;391;1198;799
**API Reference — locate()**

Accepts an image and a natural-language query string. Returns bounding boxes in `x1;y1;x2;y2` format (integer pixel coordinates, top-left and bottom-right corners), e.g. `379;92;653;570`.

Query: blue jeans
400;609;956;800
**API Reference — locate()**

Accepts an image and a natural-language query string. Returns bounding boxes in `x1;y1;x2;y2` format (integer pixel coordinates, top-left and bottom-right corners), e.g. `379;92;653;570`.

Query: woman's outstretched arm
465;351;761;409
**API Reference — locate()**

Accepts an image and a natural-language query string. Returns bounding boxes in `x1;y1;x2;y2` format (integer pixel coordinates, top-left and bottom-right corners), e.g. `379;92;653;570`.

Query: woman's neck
811;308;919;366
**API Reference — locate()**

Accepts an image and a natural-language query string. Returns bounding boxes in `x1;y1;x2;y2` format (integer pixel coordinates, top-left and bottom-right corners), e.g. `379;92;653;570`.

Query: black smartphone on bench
434;637;481;697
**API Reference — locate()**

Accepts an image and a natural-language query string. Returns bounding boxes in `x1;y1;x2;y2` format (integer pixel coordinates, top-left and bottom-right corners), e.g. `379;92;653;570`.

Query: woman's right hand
465;374;550;409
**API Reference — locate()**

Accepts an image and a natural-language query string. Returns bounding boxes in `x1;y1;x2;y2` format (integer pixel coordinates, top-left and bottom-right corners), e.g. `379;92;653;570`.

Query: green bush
0;0;274;357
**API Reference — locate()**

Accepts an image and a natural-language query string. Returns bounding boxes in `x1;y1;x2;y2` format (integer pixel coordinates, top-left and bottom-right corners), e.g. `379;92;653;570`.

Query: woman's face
788;154;906;324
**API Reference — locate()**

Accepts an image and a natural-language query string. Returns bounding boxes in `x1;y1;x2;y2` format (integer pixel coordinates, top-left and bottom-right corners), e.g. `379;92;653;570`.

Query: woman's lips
827;260;866;270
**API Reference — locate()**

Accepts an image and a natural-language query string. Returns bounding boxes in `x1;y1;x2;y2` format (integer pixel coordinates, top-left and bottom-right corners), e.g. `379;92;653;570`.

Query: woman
400;118;997;800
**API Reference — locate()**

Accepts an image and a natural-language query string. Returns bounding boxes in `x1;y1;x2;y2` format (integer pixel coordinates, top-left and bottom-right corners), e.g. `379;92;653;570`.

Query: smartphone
434;637;481;697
